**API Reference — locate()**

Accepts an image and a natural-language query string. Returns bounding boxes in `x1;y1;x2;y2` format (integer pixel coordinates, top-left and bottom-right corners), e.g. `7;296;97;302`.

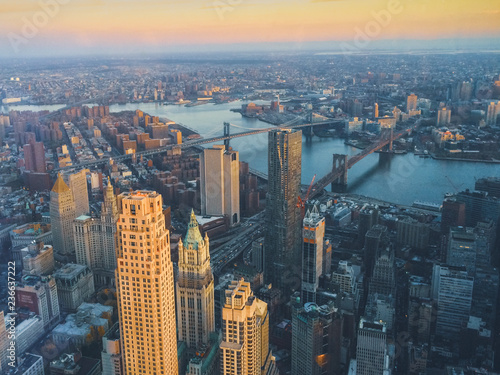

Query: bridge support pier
331;154;348;192
224;122;230;150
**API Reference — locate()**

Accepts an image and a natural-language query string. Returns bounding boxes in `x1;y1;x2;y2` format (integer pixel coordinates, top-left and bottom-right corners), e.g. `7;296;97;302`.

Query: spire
106;176;113;194
184;210;203;250
51;173;70;193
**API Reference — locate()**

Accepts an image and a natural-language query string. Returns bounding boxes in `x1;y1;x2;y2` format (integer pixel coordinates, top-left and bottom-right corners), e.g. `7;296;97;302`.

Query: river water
3;101;499;206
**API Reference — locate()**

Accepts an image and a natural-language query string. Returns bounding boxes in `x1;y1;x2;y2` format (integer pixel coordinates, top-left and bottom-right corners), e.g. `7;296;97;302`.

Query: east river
2;101;499;206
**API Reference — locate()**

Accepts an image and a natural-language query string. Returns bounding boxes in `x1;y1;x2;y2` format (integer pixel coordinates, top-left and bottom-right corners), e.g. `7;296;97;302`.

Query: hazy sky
1;0;500;57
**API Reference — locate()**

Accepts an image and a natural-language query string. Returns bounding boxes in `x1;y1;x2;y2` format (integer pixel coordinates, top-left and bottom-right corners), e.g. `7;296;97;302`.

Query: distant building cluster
1;53;500;375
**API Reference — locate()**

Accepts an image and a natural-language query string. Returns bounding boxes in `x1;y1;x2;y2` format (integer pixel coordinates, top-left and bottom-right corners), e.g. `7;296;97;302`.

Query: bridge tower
224;122;230;150
380;127;394;153
331;154;348;192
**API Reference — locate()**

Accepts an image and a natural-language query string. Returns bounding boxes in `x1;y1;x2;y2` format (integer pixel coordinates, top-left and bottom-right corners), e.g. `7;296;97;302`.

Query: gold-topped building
50;174;77;260
115;190;178;375
220;279;278;375
176;210;215;348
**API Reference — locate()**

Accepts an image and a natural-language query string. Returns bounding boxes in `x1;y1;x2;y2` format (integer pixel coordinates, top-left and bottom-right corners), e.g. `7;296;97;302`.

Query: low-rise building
10;222;52;248
52;303;113;349
15;315;44;355
16;274;60;330
53;264;95;311
9;353;44;375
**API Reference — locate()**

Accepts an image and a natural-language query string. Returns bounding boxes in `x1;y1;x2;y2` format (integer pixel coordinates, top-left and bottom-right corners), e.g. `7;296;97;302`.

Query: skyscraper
74;179;118;286
63;169;89;217
441;197;466;234
301;206;325;304
446;227;477;276
455;189;500;227
364;224;386;278
265;129;302;291
116;190;178;375
432;264;473;338
200;145;240;225
486;101;499;126
291;300;336;375
475;177;500;198
50;174;77;261
220;279;277;375
407;94;418;112
355;319;390;375
101;178;119;273
369;246;395;297
176;210;215;348
23;141;46;173
436;107;451;126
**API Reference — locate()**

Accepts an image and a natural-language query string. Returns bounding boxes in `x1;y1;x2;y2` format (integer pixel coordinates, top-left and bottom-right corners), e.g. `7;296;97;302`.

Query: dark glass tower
265;129;302;292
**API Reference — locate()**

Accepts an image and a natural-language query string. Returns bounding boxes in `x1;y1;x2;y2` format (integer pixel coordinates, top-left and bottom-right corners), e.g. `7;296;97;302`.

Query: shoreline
430;153;500;164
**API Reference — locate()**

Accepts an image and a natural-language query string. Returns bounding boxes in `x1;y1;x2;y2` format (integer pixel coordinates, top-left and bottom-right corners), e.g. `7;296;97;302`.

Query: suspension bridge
48;104;418;198
52;115;344;172
308;123;420;198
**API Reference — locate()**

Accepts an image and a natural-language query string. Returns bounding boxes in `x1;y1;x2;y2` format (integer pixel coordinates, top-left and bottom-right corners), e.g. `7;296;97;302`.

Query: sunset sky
1;0;500;57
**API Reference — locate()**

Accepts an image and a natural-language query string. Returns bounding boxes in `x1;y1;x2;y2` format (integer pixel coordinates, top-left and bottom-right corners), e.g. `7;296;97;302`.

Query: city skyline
1;35;500;374
1;0;500;57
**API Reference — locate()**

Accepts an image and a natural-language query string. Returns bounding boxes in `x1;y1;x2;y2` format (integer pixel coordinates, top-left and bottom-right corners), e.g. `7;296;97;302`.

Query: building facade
200;146;240;226
101;323;124;375
407;94;418;112
116;190;178;375
74;179;119;286
63;169;89;218
50;174;77;260
432;264;474;338
53;263;94;311
176;210;215;348
265;129;302;291
220;279;277;375
23;141;46;173
301;206;325;304
447;227;477;276
355;319;390;375
291;301;336;375
16;275;60;330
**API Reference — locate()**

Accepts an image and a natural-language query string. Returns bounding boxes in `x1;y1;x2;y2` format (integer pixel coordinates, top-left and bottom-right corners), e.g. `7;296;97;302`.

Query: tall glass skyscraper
265;129;302;292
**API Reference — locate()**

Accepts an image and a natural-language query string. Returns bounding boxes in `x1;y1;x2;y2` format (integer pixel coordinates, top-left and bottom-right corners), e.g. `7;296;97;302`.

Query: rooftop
52;174;70;194
53;263;90;280
9;353;43;375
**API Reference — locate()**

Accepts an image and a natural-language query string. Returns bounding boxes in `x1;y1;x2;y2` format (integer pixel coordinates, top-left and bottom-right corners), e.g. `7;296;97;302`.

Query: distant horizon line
2;37;500;60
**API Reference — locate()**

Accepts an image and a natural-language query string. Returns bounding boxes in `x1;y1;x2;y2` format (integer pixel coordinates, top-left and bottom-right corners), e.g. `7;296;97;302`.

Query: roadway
210;211;265;275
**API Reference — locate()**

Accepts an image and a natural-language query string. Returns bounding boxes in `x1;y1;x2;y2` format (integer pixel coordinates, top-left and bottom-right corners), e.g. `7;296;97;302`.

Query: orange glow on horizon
0;0;499;52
